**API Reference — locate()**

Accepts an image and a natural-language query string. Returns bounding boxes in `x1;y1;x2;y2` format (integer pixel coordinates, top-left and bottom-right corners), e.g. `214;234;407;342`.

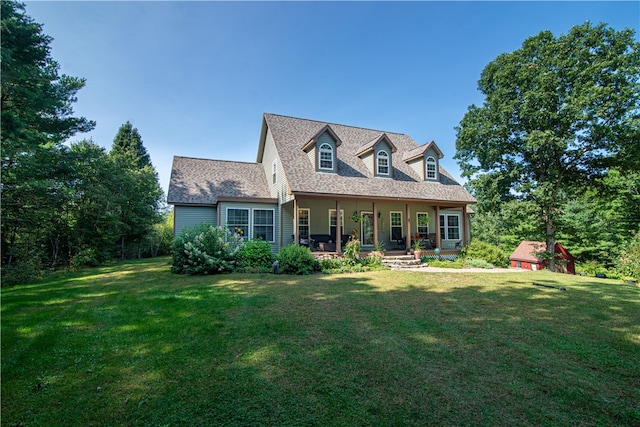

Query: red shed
510;241;575;274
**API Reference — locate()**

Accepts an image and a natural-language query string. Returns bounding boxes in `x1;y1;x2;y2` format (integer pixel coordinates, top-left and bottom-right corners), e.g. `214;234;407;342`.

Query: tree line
1;1;169;285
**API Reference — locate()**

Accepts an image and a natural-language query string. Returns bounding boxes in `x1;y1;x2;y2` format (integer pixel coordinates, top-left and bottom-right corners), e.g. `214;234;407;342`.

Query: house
167;113;476;254
510;241;576;274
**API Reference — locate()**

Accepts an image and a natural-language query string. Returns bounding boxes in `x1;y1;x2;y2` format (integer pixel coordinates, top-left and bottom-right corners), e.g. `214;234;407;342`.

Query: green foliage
69;248;99;271
171;223;244;275
463;258;495;269
276;244;316;275
456;22;640;271
238;238;274;269
616;231;640;280
343;239;361;265
425;258;465;269
111;121;152;169
461;240;510;268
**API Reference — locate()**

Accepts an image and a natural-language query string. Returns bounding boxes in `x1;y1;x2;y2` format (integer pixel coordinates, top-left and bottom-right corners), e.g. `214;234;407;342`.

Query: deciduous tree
456;22;640;270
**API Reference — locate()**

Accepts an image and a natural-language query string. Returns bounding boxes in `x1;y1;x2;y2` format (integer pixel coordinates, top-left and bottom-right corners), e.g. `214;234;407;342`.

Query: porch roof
264;113;476;203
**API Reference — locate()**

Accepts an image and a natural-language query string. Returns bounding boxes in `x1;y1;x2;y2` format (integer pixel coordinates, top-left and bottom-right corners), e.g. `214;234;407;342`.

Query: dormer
301;125;342;173
355;133;397;178
402;140;444;181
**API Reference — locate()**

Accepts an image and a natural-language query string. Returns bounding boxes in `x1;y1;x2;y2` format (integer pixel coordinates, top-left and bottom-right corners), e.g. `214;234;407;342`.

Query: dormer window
426;156;437;180
377;150;390;175
319;143;334;170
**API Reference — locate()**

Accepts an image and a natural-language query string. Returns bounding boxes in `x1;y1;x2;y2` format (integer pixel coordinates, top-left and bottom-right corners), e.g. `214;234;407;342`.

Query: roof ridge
264;112;408;137
174;155;259;166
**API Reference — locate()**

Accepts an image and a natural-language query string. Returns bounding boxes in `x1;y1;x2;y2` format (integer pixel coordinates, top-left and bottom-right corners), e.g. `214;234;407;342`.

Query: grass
2;257;639;426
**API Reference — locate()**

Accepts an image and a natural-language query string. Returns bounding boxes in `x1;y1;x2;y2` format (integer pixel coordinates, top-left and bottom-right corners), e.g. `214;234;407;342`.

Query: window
426;157;437;180
228;208;249;239
272;160;277;184
253;209;274;242
329;209;344;240
298;208;310;240
377;150;389;175
417;212;429;237
439;213;460;240
319;143;333;170
390;211;403;241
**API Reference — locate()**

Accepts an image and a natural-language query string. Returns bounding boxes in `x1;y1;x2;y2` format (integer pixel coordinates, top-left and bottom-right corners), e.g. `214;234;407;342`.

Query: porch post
373;202;378;248
435;205;441;249
335;200;342;255
405;203;411;251
462;205;467;247
293;198;299;245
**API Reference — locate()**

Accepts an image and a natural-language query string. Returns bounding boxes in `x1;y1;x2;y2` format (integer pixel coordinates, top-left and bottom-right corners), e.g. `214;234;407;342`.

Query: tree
455;22;640;271
109;123;163;259
111;121;151;168
1;1;94;276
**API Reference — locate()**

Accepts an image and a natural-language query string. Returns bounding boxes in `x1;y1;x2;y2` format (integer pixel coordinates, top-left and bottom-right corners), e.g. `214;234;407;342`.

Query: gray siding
407;158;424;180
316;132;338;173
174;205;217;236
263;128;294;204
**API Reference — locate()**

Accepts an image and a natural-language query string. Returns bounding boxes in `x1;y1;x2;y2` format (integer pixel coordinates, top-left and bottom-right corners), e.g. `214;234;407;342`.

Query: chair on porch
392;229;405;249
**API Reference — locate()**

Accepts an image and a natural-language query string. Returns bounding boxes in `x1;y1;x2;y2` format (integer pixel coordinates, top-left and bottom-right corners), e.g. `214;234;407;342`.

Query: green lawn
2;258;639;426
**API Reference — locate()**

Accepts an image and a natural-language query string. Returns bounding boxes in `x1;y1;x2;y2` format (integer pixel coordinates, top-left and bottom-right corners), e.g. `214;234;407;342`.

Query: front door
361;212;374;246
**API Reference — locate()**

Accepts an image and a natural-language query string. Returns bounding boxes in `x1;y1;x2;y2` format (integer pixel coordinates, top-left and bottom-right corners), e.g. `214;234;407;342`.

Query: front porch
284;197;471;255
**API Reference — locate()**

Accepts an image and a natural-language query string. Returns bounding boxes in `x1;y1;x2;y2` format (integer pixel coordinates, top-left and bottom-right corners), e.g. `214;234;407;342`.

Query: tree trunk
545;212;556;272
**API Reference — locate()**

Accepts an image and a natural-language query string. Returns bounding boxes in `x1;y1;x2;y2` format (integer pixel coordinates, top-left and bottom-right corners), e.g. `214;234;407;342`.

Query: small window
228;208;249;239
377;150;389;175
272;160;277;185
426;157;437;180
253;209;274;242
319;143;333;170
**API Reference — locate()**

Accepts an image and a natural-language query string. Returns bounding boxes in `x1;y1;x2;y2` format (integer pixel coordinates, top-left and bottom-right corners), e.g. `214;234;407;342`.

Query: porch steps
381;255;426;270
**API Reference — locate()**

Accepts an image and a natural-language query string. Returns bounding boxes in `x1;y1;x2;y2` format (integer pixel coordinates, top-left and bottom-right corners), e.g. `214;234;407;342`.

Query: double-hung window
253;209;274;242
390;211;403;241
228;208;249;239
377;150;389;175
426;157;437;180
439;213;460;240
329;209;344;240
319;143;333;170
298;209;310;240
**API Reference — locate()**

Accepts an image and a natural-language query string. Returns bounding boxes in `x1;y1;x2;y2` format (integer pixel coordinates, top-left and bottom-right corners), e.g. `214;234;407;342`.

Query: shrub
616;231;640;280
276;244;316;275
239;238;274;269
171;223;244;275
69;248;99;271
464;258;495;269
461;240;509;267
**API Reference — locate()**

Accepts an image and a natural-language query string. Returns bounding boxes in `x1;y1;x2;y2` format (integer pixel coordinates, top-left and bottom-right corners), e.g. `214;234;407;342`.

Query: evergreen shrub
238;238;274;270
276;244;316;275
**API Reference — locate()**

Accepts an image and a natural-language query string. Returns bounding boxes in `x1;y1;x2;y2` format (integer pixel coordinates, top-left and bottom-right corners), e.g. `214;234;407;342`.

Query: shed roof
509;241;575;263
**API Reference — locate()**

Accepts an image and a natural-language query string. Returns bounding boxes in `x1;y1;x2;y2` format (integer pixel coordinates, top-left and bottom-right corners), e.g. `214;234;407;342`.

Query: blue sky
24;1;639;198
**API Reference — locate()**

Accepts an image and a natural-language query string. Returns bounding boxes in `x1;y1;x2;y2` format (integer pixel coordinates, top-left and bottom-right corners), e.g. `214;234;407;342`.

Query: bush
616;231;640;280
276;244;316;275
461;240;509;267
69;248;99;271
239;239;274;269
464;258;495;269
171;223;244;275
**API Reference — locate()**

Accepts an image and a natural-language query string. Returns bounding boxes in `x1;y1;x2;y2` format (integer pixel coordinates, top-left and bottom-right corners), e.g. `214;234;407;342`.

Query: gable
262;113;476;203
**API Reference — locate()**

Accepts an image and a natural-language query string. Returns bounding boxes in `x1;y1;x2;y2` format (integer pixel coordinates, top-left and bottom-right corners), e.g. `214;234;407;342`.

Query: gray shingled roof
167;156;273;205
264;113;476;203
